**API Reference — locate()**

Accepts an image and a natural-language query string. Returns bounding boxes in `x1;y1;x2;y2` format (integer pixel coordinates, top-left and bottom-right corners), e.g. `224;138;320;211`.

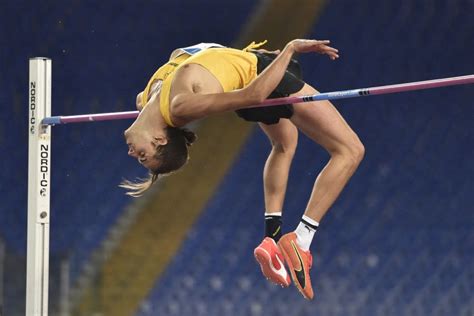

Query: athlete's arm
246;39;338;101
171;88;260;123
170;39;339;122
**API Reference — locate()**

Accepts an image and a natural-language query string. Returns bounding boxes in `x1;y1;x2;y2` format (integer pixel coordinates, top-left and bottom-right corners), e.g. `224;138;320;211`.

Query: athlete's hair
120;127;197;197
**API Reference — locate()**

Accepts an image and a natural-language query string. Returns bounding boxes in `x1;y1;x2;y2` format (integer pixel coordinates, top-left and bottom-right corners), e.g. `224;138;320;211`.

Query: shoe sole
278;240;313;300
254;247;290;287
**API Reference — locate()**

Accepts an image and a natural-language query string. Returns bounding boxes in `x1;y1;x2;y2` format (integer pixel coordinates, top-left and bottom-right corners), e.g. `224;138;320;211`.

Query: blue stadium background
1;0;473;315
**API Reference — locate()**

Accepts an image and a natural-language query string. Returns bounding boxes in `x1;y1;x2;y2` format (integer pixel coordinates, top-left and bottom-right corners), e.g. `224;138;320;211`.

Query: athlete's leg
290;83;365;222
254;118;297;287
278;83;364;299
258;118;298;214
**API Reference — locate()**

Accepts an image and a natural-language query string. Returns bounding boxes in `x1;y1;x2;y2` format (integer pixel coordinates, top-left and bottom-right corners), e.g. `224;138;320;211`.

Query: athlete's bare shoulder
170;65;196;94
173;64;223;94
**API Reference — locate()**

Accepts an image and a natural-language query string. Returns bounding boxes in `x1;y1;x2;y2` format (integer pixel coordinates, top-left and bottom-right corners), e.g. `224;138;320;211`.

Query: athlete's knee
332;135;365;168
270;139;297;156
350;138;365;165
261;120;298;157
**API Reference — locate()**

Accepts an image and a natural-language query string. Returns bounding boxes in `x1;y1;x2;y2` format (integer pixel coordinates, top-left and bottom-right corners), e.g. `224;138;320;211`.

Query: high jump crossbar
41;74;474;126
27;56;473;316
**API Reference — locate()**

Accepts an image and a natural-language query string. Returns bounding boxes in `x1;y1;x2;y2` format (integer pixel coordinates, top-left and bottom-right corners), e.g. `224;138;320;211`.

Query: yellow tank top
142;41;265;126
141;53;190;107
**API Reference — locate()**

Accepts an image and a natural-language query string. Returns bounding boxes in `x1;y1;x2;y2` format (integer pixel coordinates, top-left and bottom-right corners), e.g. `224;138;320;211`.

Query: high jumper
28;40;474;313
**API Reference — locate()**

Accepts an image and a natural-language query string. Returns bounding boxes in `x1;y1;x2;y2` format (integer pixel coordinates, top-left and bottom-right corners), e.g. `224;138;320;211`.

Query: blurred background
1;0;473;315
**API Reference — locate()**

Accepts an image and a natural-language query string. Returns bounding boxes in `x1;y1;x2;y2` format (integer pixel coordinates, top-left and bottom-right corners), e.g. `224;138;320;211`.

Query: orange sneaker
254;237;291;287
278;232;314;299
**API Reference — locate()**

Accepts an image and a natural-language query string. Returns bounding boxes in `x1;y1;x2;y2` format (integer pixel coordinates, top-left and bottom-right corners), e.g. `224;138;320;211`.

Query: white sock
294;215;319;251
264;211;282;217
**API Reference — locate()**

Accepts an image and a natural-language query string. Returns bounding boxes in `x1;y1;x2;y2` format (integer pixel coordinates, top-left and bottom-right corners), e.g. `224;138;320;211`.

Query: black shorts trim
235;52;305;125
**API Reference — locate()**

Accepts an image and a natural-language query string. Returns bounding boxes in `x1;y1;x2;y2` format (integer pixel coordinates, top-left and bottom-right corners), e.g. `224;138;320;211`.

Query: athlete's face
124;128;165;170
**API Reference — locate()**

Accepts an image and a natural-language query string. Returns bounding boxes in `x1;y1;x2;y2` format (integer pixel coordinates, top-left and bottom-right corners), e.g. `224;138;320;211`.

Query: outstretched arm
171;39;339;122
246;39;338;103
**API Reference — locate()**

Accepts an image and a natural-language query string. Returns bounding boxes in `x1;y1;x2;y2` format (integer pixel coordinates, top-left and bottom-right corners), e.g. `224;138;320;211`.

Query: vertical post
27;57;52;316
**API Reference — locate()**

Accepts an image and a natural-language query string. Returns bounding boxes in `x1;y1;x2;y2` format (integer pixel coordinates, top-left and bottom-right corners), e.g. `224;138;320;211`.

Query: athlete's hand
288;39;339;60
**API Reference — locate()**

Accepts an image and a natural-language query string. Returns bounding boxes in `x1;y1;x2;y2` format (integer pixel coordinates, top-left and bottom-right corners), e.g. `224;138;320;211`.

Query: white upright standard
27;57;52;316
